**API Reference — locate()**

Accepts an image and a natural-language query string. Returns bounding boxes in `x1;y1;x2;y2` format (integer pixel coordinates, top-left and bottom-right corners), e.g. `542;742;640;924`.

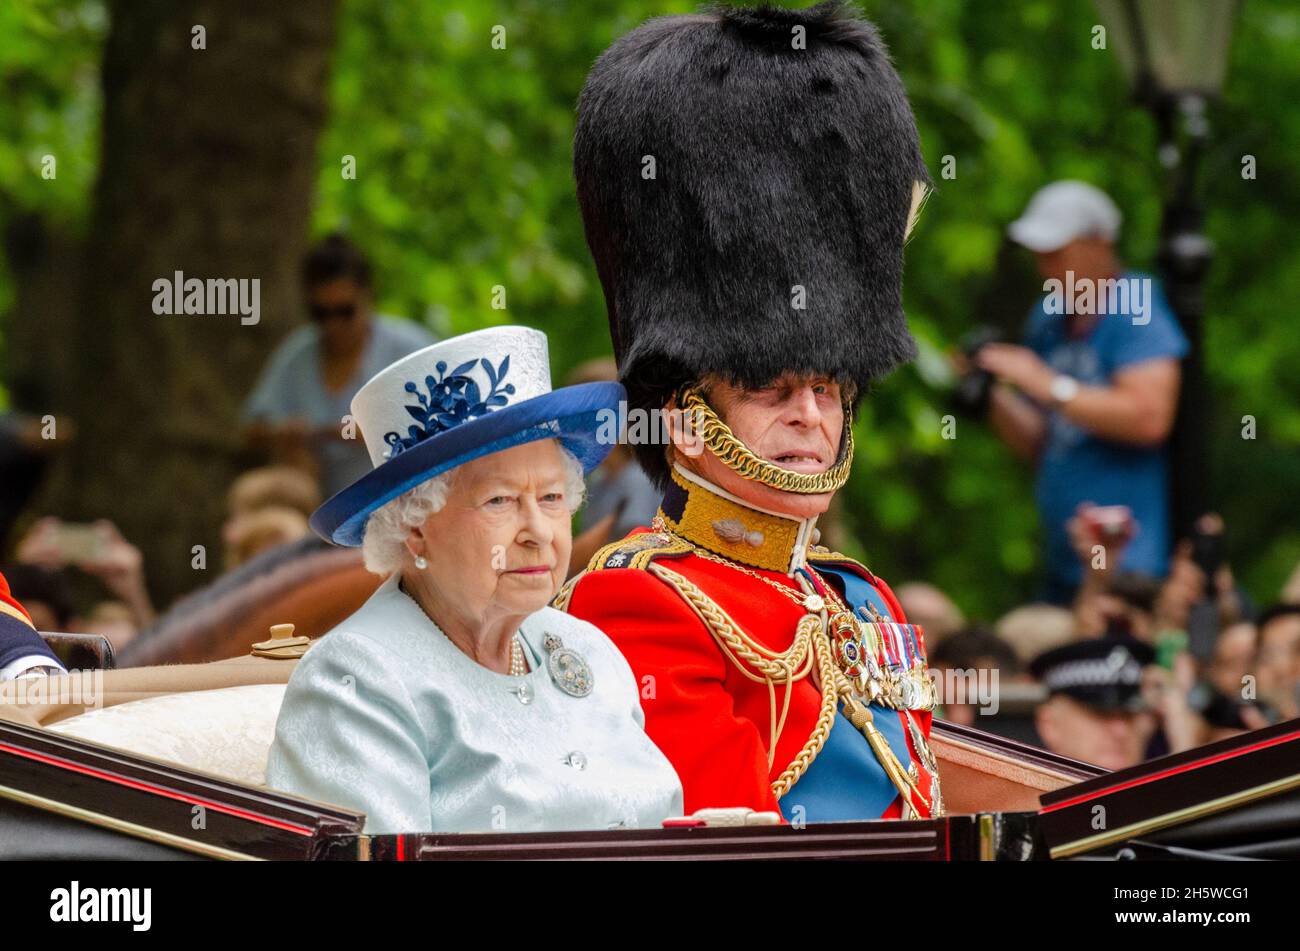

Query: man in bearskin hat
555;1;940;821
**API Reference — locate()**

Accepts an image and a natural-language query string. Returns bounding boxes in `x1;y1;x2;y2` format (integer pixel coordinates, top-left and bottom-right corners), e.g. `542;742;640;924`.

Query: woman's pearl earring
414;555;428;570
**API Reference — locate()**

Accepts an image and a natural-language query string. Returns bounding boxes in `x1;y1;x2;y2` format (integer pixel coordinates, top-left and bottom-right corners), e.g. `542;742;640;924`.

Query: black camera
950;326;1003;418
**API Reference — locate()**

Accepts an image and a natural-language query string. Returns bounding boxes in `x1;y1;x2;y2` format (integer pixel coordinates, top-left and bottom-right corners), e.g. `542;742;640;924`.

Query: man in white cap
973;180;1189;605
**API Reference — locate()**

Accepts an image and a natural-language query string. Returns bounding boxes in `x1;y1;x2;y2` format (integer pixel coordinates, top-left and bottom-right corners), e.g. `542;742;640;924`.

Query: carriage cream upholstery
0;652;300;789
46;684;287;787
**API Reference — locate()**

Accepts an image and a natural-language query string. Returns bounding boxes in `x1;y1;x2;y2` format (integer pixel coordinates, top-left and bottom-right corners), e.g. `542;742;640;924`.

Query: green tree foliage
3;0;1298;617
0;0;105;403
0;1;103;223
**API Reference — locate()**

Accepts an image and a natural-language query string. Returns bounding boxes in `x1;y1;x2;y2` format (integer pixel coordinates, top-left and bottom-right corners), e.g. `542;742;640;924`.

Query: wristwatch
1049;374;1080;407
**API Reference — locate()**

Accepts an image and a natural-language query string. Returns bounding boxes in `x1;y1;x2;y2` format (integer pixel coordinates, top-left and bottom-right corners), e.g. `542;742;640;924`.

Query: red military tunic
558;468;939;820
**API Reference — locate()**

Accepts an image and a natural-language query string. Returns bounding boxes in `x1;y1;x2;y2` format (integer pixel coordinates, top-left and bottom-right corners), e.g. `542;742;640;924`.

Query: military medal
829;613;866;683
898;673;918;709
544;633;594;698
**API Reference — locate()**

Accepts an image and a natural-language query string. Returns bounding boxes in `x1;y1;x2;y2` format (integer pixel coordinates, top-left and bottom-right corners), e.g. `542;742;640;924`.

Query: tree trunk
34;0;338;605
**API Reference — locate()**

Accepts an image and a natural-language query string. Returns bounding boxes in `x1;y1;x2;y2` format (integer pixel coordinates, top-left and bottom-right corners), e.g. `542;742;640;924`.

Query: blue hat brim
310;381;626;547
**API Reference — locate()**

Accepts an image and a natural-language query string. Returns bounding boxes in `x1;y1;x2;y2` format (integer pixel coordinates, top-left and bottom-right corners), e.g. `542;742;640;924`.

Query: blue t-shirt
243;315;437;497
1023;271;1189;596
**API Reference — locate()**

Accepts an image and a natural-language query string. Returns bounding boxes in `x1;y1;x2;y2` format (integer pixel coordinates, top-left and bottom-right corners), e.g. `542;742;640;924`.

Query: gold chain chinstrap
677;387;854;495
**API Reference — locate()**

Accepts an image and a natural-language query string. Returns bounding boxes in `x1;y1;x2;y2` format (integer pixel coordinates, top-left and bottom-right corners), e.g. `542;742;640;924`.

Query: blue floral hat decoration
310;325;625;546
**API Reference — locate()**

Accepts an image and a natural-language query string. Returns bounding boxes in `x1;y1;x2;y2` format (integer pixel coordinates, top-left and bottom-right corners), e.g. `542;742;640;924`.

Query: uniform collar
656;464;819;575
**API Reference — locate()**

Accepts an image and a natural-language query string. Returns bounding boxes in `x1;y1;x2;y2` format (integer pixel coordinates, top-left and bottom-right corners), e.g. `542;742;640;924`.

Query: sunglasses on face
309;302;359;322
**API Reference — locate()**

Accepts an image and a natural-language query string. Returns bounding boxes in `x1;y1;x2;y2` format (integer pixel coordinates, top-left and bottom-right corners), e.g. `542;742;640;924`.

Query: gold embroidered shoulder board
806;545;873;575
587;532;694;572
551;532;693;612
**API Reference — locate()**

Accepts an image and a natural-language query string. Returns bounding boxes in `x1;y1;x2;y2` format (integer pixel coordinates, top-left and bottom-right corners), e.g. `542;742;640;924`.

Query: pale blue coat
265;572;683;834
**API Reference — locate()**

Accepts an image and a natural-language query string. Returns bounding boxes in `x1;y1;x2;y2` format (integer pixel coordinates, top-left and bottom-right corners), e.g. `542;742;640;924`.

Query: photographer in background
953;181;1188;606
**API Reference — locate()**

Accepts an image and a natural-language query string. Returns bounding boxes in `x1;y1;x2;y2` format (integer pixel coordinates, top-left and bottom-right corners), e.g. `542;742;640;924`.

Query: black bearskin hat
575;1;928;486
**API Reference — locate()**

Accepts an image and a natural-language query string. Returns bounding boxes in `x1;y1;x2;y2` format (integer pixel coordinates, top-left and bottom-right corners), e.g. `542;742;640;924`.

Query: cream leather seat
47;683;287;787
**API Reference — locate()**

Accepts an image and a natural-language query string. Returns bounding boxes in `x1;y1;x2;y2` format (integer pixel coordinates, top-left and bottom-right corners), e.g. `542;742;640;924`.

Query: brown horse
119;537;380;666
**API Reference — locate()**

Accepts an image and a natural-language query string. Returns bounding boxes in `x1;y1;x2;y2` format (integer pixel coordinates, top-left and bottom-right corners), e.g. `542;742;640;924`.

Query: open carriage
4;606;1298;861
0;663;1078;861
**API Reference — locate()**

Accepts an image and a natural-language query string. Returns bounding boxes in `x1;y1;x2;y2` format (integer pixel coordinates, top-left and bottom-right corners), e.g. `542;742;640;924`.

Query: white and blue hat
310;325;624;547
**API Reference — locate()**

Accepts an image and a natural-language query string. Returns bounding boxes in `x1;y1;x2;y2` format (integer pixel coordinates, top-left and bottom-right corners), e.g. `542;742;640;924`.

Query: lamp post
1094;0;1240;539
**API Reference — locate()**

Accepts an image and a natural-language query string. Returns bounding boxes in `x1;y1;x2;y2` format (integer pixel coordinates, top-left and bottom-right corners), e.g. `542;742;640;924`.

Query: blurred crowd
2;465;323;655
912;507;1300;771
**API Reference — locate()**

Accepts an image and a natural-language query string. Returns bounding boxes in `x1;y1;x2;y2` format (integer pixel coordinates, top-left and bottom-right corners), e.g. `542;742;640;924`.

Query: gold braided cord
655;563;830;795
647;558;932;812
774;615;842;797
678;388;854;494
551;572;581;612
559;524;940;813
648;562;834;794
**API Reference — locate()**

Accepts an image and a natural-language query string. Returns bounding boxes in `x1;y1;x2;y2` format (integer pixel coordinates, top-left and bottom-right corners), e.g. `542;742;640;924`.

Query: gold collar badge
656;466;816;574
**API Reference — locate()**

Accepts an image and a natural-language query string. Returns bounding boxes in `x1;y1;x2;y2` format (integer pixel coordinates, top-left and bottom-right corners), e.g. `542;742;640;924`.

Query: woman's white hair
361;440;588;576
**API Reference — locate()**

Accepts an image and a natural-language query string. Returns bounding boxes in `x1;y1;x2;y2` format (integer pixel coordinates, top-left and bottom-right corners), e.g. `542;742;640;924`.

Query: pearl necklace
401;579;529;676
509;635;528;677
